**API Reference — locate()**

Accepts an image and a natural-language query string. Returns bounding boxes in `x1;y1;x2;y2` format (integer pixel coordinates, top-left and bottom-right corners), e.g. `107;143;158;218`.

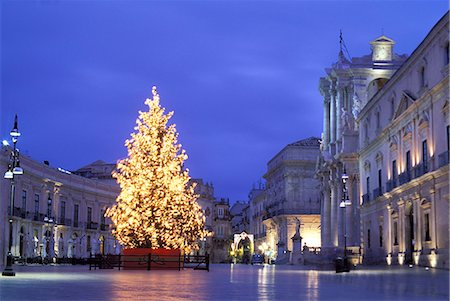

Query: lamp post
44;194;56;262
338;169;351;273
2;115;23;277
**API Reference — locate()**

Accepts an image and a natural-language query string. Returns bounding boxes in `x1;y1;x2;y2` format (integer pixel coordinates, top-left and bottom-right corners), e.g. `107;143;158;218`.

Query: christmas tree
106;87;207;252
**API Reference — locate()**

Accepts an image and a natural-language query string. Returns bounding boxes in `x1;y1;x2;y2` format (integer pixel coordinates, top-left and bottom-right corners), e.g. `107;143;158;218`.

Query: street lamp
2;115;23;277
43;194;56;262
337;169;351;273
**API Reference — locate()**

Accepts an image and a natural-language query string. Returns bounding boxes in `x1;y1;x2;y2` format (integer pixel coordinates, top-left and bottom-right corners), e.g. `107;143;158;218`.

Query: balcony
73;220;80;228
362;193;370;204
413;163;428;178
100;223;109;231
33;212;46;222
373;187;382;199
399;171;411;185
262;208;320;220
57;217;72;226
86;221;99;230
438;151;449;168
11;207;27;218
385;179;397;192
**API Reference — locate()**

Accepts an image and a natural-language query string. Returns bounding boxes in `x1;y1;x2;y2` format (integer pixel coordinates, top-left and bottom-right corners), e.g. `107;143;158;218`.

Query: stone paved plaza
0;264;448;301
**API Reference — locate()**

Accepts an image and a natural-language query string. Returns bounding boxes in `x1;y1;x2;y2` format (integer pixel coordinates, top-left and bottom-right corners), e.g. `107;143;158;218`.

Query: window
422;140;428;171
47;198;52;218
390;98;395;119
445;43;449;65
424;213;431;241
366;177;370;195
420;66;425;88
101;209;106;225
87;235;91;252
22;190;27;210
379;225;383;248
364;122;369;141
447;125;450;152
87;207;92;223
378;169;382;191
367;229;371;249
60;201;66;222
74;204;79;227
34;194;40;218
376;111;381;130
217;226;224;236
392;160;397;185
218;208;224;218
406;151;411;174
393;221;398;245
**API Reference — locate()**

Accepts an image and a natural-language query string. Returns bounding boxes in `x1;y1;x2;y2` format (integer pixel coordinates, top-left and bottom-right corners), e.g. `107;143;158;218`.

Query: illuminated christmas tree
107;87;207;252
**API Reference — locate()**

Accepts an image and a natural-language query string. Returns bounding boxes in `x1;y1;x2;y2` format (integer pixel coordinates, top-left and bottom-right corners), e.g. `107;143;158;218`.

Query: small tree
107;87;207;252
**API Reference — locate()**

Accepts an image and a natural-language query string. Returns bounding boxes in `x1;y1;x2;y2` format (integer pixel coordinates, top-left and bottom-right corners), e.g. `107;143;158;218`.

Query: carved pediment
393;90;416;120
364;160;371;172
418;111;430;130
375;152;383;165
442;101;449;118
403;123;413;141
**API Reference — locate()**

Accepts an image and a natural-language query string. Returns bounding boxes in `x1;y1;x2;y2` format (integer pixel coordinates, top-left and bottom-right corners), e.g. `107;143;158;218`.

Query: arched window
390;98;395;119
445;43;449;65
376;111;381;130
420;66;426;88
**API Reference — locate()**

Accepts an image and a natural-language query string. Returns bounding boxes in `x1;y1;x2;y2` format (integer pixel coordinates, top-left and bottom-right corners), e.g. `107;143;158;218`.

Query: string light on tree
106;86;208;252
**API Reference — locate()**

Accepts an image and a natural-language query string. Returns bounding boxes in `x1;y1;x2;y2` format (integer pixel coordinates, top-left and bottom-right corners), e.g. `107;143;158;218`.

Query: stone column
321;179;332;248
320;78;331;150
329;80;337;153
345;175;354;247
323;97;331;150
397;200;405;253
337;176;344;249
413;196;421;252
330;179;338;248
387;204;393;256
336;85;344;149
430;188;437;250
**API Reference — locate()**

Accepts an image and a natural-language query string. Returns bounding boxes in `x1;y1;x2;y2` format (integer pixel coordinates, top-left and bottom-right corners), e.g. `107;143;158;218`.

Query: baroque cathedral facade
317;12;449;269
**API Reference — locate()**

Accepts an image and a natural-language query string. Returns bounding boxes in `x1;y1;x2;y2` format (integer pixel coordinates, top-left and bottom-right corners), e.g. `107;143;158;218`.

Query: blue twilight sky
1;1;448;202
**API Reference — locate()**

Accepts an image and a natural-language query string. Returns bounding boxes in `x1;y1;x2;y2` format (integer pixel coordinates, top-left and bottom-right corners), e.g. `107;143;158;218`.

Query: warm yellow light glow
106;86;208;252
386;254;392;265
398;253;405;265
413;252;420;265
429;254;437;268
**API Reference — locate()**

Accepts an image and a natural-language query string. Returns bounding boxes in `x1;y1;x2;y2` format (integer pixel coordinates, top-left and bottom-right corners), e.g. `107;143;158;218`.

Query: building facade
0;152;120;266
316;33;408;261
211;198;232;263
261;137;322;263
191;179;215;255
357;13;449;269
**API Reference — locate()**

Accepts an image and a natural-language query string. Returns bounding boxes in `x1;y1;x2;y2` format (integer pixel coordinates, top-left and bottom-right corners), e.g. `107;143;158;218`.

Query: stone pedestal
290;232;304;265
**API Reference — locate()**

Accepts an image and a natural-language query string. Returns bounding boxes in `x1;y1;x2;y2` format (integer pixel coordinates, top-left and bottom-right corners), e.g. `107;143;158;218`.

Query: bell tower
370;35;395;62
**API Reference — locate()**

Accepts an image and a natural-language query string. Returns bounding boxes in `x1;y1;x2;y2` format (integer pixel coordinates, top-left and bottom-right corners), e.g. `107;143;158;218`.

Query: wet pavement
0;264;448;300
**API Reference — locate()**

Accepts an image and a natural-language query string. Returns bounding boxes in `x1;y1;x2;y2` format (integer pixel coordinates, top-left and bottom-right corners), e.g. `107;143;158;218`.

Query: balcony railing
86;221;99;230
438;151;449;168
373;187;382;199
57;217;72;226
362;193;370;204
386;180;395;192
73;220;80;228
11;207;27;218
399;171;411;185
413;163;428;179
100;223;109;231
263;208;320;220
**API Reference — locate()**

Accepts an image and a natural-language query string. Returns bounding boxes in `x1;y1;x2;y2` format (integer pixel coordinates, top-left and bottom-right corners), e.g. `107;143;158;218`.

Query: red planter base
122;248;183;270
